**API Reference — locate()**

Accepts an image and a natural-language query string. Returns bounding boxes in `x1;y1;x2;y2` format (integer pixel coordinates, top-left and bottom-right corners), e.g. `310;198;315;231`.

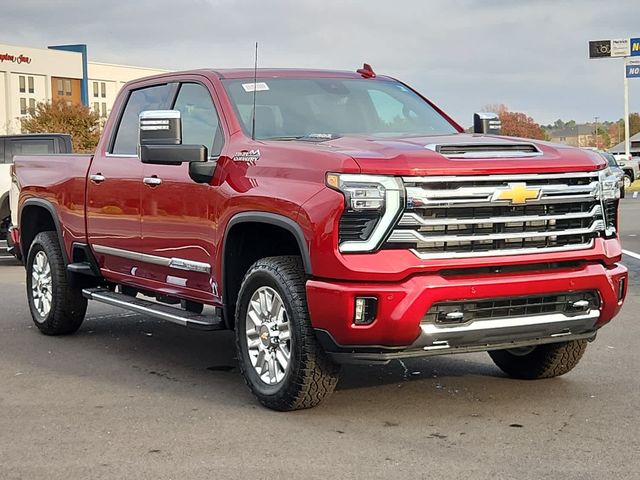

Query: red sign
0;53;32;64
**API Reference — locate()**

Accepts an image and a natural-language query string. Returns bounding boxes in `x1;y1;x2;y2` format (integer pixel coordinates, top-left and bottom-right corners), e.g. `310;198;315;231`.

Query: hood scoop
426;142;542;159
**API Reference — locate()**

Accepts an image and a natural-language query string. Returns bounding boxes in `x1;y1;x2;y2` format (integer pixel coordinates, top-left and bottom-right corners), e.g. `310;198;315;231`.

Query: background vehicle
612;153;639;189
1;134;72;248
10;68;627;411
590;150;625;198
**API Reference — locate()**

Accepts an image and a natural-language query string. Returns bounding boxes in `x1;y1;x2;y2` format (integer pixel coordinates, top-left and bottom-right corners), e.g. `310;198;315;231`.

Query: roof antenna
251;41;258;140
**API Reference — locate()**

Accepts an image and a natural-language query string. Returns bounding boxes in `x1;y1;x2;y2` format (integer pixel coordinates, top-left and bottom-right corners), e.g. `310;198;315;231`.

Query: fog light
354;297;378;325
618;278;626;302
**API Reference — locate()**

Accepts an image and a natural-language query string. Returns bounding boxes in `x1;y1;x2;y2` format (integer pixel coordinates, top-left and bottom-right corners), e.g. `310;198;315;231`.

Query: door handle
143;176;162;186
89;174;106;183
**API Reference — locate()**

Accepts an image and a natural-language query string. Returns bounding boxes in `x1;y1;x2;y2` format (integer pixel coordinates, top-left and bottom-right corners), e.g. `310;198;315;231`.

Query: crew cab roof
209;68;385;80
130;68;392;83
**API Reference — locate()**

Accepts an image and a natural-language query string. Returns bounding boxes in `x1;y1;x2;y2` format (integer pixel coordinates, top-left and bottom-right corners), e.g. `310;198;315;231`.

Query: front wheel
26;231;87;335
235;256;340;411
488;340;588;379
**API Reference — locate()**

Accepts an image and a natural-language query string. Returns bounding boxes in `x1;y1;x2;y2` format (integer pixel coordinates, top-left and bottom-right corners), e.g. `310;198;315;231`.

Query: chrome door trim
93;244;211;274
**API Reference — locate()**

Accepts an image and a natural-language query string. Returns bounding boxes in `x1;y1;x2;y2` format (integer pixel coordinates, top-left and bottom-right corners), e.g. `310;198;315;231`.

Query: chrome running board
82;288;223;331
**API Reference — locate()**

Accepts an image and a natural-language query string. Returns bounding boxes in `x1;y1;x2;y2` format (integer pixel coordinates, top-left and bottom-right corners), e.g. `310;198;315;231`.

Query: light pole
594;116;599;148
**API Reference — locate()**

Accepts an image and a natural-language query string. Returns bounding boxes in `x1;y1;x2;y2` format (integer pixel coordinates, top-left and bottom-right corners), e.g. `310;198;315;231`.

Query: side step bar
82;287;224;331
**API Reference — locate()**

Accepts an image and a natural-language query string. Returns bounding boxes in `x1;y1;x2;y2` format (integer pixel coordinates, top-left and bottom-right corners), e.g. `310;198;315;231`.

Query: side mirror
473;112;502;135
139;110;207;165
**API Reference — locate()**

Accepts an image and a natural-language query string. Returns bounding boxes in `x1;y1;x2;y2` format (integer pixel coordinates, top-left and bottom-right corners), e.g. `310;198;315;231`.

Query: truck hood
265;133;605;176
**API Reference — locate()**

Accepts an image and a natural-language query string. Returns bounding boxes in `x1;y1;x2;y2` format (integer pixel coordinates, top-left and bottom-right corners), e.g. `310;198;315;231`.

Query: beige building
548;127;595;148
0;42;168;134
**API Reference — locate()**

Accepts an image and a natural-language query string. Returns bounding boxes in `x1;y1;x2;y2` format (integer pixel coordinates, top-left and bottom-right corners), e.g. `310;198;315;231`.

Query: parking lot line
622;249;640;261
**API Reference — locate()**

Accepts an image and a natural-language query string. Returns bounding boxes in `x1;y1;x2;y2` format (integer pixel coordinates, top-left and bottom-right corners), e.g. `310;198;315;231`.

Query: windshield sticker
233;149;261;162
242;82;269;92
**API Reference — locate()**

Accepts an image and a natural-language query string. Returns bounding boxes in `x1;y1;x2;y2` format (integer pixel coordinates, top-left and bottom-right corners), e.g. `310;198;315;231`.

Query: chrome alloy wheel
31;250;53;320
245;286;292;385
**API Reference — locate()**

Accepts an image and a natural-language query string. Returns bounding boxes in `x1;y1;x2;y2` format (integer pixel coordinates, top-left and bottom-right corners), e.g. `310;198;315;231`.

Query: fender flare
223;212;313;275
19;198;68;264
221;212;313;328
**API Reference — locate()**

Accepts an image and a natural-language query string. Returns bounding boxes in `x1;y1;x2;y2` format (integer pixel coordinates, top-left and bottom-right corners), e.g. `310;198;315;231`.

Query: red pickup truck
10;66;627;411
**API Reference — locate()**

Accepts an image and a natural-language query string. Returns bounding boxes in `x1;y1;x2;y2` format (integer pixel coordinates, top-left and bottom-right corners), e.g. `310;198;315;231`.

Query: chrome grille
385;172;605;259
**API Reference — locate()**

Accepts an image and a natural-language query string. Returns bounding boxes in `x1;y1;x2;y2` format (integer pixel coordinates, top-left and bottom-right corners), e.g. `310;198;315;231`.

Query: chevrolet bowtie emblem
492;183;540;205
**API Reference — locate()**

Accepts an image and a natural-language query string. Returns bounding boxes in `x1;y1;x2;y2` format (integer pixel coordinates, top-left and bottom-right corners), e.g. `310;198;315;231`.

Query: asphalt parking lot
1;201;640;480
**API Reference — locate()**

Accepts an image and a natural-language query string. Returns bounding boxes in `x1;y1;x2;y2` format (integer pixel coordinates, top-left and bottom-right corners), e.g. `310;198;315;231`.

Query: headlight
326;173;404;252
598;168;620;237
598;168;620;201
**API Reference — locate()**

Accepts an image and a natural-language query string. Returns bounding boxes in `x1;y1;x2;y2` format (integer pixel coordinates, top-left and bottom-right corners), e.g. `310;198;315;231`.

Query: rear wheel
623;173;632;189
235;256;340;411
488;340;588;379
26;231;87;335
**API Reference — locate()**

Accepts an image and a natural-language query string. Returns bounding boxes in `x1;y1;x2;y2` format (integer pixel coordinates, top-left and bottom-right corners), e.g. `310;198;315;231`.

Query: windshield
222;77;458;140
601;152;618;167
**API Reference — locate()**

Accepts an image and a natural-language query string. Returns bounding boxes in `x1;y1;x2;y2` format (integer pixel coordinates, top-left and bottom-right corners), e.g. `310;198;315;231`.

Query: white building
0;42;168;134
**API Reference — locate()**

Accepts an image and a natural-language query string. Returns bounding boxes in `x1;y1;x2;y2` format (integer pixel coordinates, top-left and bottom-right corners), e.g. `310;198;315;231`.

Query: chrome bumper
320;310;600;365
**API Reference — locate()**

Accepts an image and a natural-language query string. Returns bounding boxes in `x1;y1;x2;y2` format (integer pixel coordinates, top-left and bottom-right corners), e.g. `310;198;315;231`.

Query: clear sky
2;0;639;126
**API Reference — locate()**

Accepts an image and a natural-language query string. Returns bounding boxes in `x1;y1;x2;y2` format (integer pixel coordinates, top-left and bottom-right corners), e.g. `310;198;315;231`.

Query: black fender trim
19;198;68;265
224;212;312;274
221;211;313;329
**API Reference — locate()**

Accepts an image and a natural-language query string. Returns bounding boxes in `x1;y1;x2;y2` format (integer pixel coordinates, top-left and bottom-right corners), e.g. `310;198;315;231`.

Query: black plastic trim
19;198;68;264
224;212;312;274
221;211;313;329
70;242;102;277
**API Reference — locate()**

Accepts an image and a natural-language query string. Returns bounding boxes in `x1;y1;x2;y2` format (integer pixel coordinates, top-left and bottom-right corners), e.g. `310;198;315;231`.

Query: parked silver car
612;153;639;189
599;151;625;198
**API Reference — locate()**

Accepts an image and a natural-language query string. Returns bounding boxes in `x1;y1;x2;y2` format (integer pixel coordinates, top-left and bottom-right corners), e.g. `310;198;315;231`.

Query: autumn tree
482;104;546;140
21;99;101;153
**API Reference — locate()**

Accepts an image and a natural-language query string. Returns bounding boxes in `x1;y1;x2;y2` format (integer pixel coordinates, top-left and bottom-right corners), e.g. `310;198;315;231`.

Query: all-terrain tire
488;340;588;379
235;256;340;411
26;231;87;335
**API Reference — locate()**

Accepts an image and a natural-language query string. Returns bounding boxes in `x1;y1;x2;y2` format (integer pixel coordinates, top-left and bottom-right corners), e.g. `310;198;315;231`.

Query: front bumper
306;262;627;364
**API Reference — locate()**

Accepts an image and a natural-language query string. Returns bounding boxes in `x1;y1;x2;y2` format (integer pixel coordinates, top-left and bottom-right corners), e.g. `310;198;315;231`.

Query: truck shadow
4;304;595;413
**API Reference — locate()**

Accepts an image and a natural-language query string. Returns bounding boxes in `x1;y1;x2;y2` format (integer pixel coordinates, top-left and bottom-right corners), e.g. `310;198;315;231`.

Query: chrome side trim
407;240;594;260
168;257;211;274
104;153;138;158
92;245;211;274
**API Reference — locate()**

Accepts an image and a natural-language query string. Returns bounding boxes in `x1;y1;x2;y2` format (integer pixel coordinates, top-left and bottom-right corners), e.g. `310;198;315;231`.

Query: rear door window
111;84;176;155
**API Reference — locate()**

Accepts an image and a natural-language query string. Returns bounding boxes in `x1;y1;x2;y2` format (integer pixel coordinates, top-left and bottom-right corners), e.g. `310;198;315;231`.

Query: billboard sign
589;40;611;58
611;39;630;57
627;62;640;78
632;38;640;56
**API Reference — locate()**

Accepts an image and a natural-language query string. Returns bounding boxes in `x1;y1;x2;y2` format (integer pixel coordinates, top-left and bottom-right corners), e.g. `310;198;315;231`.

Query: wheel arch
221;212;312;329
19;199;68;265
